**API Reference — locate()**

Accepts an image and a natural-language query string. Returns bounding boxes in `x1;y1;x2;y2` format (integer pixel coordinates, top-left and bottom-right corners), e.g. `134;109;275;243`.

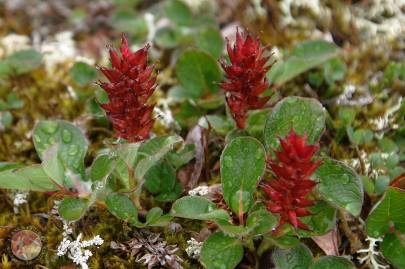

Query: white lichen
57;233;104;269
357;237;389;269
185;238;203;259
188;185;209;196
40;31;94;74
0;34;31;57
12;191;29;213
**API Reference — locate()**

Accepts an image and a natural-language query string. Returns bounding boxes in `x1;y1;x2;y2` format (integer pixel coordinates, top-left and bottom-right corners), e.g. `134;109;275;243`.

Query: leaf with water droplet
220;137;265;214
200;232;244;269
366;187;405;237
272;244;313;269
62;129;72;143
33;120;89;176
313;158;363;216
264;97;325;150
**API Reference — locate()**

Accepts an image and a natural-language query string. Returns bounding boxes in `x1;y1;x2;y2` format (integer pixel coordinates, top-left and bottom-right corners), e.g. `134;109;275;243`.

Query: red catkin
262;129;321;231
220;29;274;129
98;35;156;142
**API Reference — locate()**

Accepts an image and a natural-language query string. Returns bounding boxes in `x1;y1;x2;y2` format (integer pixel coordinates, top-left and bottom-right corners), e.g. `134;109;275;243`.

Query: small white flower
185;238;203;259
188;185;209;196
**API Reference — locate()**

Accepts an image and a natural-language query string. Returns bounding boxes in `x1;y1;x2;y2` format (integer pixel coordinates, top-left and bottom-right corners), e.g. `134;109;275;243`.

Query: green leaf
314;158;363;216
272;244;313;269
154;27;182;49
270;235;301;249
33;120;89;176
164;0;193;26
105;193;138;222
246;209;278;236
0;162;24;172
0;49;42;76
69;62;97;86
58;197;88;221
0;165;58;191
309;256;354;269
41;145;70;188
111;10;148;41
200;232;244;269
170;196;230;222
175;49;222;99
135;135;183;180
350;128;374;145
381;233;405;269
267;40;340;85
264;97;325;149
90;154;115;182
366;187;405;237
220;137;266;214
296;201;337;237
0;111;13;128
165;144;195;169
195;27;224;59
144;161;181;201
198;115;234;135
323;58;347;85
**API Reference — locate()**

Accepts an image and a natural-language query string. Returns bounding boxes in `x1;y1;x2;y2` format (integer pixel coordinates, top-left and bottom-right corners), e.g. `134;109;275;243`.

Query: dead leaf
311;227;339;256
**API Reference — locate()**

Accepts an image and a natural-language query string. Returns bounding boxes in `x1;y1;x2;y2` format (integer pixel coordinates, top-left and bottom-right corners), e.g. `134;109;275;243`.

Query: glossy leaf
170;196;230;222
33;120;89;176
69;62;97;86
135;135;183;180
314;158;363;216
309;256;354;269
220;137;266;214
200;232;244;269
0;165;58;191
272;244;313;269
381;232;405;269
175;49;222;99
267;40;340;85
196;27;224;59
164;0;193;26
0;49;42;76
366;187;405;237
264;97;325;149
144;161;182;202
105;193;138;223
58;197;88;221
297;201;337;237
246;208;278;236
90;154;116;182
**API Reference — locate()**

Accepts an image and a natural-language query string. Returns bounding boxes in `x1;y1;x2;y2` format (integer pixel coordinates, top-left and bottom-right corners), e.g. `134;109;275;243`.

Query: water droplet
342;174;350;184
68;145;79;156
48;136;56;144
34;135;41;143
41;122;58;134
224;156;233;167
344;202;358;214
255;149;263;160
62;129;72;143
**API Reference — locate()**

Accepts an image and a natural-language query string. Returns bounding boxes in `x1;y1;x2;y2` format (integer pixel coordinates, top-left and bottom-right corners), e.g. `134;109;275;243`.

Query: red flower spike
98;35;156;142
262;129;321;231
220;29;274;129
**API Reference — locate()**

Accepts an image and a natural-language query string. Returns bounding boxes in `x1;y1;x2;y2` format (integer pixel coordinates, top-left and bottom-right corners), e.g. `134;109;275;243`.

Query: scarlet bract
262;129;321;231
98;35;156;142
220;29;274;129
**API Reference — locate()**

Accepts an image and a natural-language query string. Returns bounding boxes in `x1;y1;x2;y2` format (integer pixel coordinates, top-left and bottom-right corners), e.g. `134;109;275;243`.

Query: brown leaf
311;227;339;256
183;125;208;189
